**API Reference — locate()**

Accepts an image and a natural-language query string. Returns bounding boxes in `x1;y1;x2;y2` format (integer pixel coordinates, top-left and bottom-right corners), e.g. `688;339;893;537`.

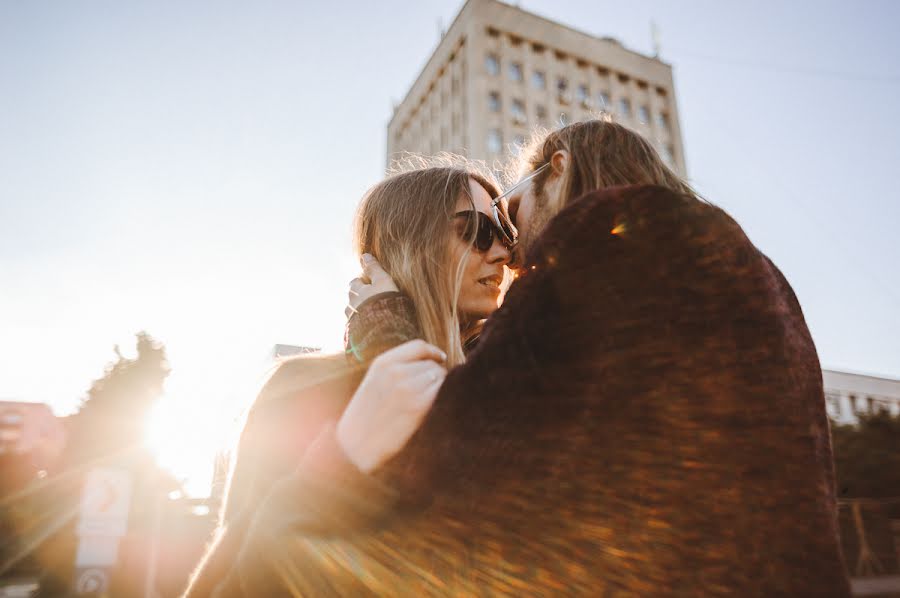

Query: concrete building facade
386;0;686;176
823;369;900;425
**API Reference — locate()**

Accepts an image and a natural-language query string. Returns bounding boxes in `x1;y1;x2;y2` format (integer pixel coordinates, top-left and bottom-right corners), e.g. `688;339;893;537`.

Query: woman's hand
345;254;400;319
336;340;447;474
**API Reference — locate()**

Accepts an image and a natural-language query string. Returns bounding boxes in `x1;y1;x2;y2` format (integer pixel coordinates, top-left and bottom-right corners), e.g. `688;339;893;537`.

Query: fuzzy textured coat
192;185;850;597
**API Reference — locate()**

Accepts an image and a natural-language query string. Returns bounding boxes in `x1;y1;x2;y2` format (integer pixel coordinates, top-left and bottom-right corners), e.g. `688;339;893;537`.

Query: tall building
823;369;900;425
386;0;686;175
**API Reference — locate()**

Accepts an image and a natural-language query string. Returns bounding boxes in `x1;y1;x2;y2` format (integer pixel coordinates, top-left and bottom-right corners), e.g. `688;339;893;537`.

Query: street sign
75;535;119;567
76;468;132;537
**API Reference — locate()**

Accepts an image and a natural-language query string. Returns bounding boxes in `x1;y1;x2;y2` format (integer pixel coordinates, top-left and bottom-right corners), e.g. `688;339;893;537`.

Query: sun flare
145;397;233;497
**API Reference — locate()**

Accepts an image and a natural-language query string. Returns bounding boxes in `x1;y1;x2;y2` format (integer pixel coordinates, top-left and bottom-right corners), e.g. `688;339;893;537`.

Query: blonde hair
354;155;500;367
515;117;699;218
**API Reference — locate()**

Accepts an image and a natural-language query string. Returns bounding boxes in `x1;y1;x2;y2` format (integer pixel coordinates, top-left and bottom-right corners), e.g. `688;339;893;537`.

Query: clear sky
2;1;898;490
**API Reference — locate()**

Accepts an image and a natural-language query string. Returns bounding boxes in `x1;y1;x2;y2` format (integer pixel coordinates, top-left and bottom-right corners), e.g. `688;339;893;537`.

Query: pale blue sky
2;1;898;433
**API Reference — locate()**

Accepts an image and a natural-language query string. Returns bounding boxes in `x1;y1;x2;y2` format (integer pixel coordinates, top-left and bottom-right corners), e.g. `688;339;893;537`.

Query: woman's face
449;178;512;321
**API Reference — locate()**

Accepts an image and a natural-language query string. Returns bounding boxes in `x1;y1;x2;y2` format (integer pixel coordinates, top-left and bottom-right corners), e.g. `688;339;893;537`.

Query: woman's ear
550;149;569;177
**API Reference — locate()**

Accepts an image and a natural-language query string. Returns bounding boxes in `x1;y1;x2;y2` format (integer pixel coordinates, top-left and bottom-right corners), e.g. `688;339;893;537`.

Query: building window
576;84;590;107
536;104;547;123
511;99;526;124
509;62;523;82
638;105;650;124
486;54;500;76
488;91;501;112
451;77;460;94
531;70;546;90
487;129;503;154
557;77;570;104
619;98;632;118
597;91;610;109
825;392;842;419
657;111;670;131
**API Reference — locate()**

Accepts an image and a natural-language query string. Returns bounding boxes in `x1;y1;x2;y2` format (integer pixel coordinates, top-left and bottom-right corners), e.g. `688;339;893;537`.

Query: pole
144;494;162;598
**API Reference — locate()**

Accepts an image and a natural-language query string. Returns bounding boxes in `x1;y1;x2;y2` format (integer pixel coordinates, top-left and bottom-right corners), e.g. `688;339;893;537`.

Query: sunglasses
488;162;551;245
453;210;511;252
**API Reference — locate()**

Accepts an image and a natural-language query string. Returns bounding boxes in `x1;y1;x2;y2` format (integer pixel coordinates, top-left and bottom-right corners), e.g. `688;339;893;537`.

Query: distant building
386;0;686;175
271;344;321;360
823;369;900;425
0;400;66;469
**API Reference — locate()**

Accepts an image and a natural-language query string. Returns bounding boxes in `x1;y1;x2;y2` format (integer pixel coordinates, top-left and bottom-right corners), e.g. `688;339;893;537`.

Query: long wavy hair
515;118;700;222
354;157;501;367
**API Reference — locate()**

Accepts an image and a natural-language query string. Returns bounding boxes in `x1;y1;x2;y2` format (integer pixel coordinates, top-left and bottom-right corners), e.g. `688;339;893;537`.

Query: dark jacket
192;185;851;596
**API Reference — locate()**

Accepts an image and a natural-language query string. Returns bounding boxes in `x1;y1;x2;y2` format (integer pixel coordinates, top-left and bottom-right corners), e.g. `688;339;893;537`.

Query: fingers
408;366;446;396
410;367;445;415
401;359;446;379
349;277;367;297
376;339;448;365
362;253;390;283
348;276;372;313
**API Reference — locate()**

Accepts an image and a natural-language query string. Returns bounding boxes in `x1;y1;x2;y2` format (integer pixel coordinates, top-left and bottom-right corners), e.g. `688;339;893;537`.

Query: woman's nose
487;237;512;265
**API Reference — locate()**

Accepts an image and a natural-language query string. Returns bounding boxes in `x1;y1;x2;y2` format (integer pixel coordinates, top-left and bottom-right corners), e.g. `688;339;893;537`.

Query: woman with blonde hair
182;159;514;596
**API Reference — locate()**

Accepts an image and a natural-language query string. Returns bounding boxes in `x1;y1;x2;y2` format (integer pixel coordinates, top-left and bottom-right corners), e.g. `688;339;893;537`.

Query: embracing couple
184;119;850;597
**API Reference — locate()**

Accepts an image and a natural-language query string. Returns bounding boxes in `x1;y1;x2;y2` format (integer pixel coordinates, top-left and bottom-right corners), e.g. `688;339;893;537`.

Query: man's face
508;172;563;262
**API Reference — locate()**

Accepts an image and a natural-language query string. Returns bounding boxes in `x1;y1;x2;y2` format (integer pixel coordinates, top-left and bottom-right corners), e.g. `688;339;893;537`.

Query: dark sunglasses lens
474;213;495;252
455;211;494;252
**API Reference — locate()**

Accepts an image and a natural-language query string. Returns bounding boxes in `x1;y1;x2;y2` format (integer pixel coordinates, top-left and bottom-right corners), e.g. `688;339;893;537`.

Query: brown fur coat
191;185;850;596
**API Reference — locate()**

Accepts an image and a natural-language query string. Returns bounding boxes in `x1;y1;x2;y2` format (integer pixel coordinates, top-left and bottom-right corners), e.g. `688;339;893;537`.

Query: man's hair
516;118;699;215
354;155;500;367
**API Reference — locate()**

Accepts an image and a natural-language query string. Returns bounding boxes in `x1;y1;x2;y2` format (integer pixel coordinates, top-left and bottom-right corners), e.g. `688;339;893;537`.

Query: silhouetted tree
832;412;900;516
64;331;170;464
33;332;182;597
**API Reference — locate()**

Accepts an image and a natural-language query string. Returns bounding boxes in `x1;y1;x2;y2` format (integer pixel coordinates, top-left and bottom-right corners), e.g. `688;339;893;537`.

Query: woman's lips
478;275;502;289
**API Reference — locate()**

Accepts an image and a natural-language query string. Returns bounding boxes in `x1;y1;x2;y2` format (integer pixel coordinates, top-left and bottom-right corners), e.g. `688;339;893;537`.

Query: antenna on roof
437;17;445;40
650;20;662;58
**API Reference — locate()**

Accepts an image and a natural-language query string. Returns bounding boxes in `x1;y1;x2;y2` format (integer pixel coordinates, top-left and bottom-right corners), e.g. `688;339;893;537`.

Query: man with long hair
207;119;851;596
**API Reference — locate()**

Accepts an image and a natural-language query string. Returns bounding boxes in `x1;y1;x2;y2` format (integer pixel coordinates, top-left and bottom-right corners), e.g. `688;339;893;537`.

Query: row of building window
487;92;670;130
485;53;667;97
826;392;900;420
